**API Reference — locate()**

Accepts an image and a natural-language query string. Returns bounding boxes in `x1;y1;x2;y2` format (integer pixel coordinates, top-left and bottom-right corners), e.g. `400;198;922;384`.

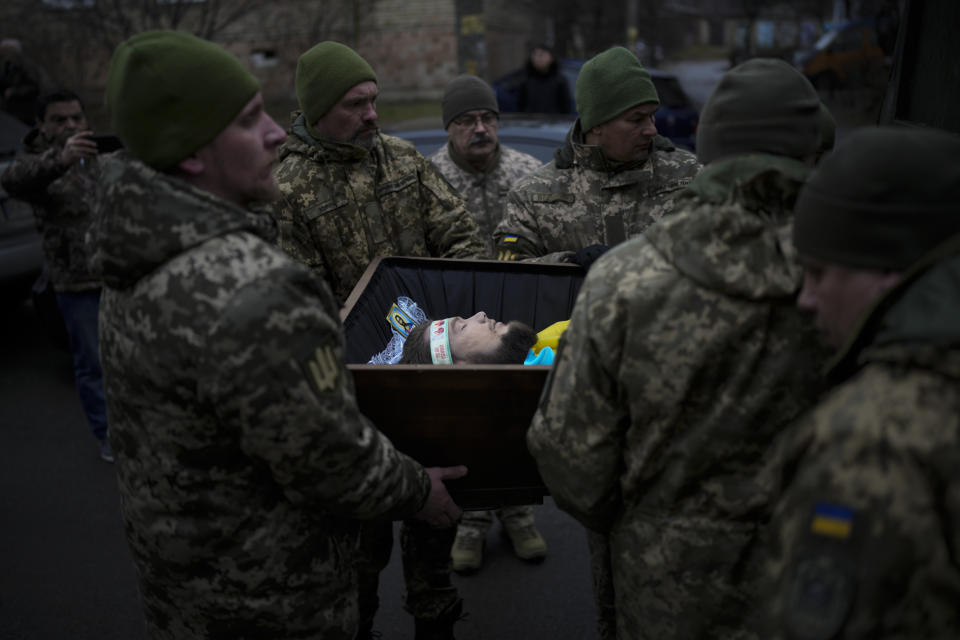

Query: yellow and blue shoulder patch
810;502;854;540
501;234;519;243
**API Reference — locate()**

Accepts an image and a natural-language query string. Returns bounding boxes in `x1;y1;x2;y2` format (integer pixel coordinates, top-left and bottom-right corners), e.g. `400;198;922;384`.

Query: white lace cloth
367;296;428;364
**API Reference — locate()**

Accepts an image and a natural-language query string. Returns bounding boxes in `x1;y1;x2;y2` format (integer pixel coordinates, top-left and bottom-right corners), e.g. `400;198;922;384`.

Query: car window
652;77;690;108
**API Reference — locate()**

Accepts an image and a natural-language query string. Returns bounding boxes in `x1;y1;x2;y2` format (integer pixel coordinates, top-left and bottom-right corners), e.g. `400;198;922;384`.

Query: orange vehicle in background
794;19;886;90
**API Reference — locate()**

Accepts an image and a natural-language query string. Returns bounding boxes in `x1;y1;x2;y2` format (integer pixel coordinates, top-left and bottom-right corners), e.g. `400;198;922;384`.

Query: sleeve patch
302;345;341;395
810;502;854;540
502;234;519;243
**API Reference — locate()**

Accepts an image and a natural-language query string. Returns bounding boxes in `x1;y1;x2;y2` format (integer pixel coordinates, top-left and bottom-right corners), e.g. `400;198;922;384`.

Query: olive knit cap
696;58;819;165
296;41;377;126
106;30;259;170
442;74;499;129
794;127;960;271
575;47;658;132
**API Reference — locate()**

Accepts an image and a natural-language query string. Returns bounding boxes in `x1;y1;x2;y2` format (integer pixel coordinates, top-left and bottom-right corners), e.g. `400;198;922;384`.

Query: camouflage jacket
762;241;960;640
493;121;701;262
273;114;487;304
527;154;828;639
0;128;100;291
92;152;430;640
428;142;541;255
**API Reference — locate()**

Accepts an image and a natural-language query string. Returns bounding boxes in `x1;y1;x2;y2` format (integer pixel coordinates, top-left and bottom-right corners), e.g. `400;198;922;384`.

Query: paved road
0;299;598;639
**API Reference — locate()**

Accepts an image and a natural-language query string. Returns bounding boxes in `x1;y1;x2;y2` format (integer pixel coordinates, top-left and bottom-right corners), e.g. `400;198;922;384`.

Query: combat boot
450;528;484;573
503;523;547;561
414;598;463;640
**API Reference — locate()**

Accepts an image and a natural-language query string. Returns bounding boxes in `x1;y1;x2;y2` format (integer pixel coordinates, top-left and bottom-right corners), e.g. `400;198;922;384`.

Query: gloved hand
573;244;610;271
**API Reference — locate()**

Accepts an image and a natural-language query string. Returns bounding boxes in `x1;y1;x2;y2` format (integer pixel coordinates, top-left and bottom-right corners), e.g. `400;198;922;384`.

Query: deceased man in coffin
341;257;584;509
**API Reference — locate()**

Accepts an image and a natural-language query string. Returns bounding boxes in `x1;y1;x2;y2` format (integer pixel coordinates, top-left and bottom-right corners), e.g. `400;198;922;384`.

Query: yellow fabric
533;320;569;355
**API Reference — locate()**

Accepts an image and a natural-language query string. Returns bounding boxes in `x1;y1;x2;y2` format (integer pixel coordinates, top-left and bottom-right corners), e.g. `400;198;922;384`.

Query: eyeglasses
452;112;498;128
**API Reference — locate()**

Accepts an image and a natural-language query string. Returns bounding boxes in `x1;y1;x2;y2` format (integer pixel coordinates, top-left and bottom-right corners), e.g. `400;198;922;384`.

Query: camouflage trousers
587;529;617;640
458;504;535;536
356;518;458;625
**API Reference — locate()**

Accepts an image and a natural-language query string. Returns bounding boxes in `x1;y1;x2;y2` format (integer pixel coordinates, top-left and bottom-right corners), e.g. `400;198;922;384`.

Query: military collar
447;141;500;175
290;112;378;161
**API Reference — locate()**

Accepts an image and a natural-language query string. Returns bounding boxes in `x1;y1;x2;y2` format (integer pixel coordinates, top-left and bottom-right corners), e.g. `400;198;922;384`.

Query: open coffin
341;256;585;509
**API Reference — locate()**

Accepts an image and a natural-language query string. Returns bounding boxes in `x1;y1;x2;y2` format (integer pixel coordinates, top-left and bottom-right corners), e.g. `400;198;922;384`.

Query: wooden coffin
341;256;585;509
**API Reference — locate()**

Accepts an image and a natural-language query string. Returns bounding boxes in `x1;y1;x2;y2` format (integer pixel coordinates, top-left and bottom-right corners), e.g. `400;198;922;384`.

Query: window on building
250;49;277;69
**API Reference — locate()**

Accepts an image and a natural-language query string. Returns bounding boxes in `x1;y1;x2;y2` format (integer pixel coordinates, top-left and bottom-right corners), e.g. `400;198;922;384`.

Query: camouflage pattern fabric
527;153;829;639
91;151;431;640
762;248;960;640
429;142;541;255
355;518;459;625
1;128;100;291
493;122;700;262
273;113;487;304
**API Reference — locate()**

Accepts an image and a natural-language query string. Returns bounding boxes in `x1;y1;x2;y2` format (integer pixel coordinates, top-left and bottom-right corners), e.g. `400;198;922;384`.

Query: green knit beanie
575;47;658;132
296;41;377;125
696;58;819;164
106;30;259;170
794;127;960;271
442;74;499;128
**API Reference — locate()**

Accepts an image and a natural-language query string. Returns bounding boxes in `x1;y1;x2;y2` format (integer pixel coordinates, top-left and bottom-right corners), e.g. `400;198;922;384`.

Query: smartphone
91;133;124;154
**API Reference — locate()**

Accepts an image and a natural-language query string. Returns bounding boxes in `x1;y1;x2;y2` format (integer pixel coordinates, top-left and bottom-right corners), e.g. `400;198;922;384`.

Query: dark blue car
493;58;698;150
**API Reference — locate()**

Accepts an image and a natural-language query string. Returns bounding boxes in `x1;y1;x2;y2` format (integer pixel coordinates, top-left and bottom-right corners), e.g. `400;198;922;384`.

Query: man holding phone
1;89;112;462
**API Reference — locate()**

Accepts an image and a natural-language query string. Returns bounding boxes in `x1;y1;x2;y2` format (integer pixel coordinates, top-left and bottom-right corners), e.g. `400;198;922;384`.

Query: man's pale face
311;80;378;144
447;311;511;362
530;48;553;73
194;93;286;206
39;100;87;145
447;109;499;167
796;258;902;348
588;102;658;163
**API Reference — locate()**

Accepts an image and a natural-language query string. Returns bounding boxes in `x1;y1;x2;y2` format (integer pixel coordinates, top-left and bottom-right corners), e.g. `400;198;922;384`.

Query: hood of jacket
830;234;960;381
91;151;276;290
553;119;676;173
279;111;375;166
642;153;812;300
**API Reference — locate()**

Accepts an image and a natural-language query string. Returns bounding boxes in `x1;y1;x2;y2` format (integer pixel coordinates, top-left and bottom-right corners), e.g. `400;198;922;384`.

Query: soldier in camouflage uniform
272;41;483;638
272;41;486;306
526;59;830;639
1;89;109;461
493;46;700;263
427;74;547;575
428;74;541;255
93;31;465;640
761;127;960;639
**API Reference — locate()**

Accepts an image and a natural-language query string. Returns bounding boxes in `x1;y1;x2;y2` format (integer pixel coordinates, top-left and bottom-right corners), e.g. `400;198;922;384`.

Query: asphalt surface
0;298;598;639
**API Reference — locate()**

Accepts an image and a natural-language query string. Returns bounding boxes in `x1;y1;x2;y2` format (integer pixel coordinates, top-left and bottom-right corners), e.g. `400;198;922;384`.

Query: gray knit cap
442;75;498;129
696;58;820;164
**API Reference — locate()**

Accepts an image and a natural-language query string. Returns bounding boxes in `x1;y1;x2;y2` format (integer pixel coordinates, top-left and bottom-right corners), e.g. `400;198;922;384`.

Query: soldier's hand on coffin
573;244;610;271
415;465;468;528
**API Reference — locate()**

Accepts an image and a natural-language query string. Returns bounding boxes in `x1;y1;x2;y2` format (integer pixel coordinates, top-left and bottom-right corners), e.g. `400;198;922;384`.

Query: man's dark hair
398;318;537;365
399;321;433;365
37;90;84;122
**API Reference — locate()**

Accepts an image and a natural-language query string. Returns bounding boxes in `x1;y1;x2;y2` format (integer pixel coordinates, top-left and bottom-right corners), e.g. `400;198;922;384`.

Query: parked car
793;18;886;90
0;109;43;304
492;58;699;150
389;113;574;164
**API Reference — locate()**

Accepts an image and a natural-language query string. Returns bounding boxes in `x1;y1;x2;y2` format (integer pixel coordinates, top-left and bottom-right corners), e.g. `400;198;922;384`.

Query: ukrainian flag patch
502;234;519;243
810;502;854;539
